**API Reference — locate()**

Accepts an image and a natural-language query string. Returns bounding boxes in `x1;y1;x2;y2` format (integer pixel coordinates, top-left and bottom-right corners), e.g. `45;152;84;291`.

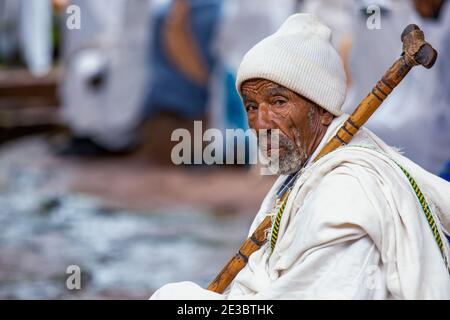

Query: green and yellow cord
268;145;449;274
395;162;449;273
270;190;291;251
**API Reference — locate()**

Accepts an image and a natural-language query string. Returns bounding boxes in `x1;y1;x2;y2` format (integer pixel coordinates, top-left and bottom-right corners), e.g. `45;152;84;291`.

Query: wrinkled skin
241;79;334;175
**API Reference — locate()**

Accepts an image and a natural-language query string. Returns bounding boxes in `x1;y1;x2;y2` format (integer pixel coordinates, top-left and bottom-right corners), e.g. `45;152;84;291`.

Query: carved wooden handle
315;24;437;160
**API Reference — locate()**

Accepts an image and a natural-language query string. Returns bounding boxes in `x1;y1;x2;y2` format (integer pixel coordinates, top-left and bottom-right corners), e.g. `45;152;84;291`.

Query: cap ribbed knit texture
236;13;347;116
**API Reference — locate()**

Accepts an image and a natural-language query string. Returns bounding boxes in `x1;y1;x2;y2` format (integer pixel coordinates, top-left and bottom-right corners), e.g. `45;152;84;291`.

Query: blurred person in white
300;0;354;54
150;14;450;299
57;0;156;156
339;0;449;176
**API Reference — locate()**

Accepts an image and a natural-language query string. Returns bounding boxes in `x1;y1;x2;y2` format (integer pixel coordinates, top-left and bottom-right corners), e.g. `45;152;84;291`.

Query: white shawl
151;114;450;300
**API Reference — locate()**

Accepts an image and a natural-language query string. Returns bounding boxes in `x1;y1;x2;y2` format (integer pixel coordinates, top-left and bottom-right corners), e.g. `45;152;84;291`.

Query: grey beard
260;133;307;175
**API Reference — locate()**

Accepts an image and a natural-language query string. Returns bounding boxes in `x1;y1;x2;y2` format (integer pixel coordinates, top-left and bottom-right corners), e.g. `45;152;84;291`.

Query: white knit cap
236;13;346;116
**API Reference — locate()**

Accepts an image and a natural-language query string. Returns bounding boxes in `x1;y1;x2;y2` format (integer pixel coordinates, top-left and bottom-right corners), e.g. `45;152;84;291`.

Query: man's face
241;79;333;175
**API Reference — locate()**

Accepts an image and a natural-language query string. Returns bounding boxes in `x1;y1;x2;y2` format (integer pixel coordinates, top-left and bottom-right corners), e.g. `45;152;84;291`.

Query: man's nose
254;103;274;131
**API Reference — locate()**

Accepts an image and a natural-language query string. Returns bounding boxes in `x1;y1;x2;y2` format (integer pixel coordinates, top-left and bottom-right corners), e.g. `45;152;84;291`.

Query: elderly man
151;13;450;299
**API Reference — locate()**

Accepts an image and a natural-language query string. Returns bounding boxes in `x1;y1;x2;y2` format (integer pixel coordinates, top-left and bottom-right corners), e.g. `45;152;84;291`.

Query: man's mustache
257;130;291;151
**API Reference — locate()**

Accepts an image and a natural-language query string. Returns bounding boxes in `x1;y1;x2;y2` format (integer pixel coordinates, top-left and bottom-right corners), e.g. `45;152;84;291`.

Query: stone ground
0;136;276;299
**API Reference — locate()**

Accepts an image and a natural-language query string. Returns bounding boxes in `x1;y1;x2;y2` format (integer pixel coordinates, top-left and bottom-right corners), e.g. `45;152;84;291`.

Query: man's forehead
241;79;290;96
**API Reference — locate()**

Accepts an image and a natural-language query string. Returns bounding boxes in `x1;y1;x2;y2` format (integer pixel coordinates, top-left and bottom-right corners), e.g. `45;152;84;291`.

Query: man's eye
274;99;287;107
246;105;257;112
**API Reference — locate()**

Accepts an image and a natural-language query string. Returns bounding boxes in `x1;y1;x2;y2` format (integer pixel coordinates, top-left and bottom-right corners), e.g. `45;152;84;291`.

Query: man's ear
319;108;334;126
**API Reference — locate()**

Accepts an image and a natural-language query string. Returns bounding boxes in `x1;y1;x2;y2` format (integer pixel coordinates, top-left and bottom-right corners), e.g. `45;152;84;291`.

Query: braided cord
269;145;449;274
395;162;450;273
270;190;291;251
351;145;449;273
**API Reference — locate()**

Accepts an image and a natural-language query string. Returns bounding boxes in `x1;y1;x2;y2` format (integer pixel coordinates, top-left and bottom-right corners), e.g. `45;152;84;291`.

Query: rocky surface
0;137;275;299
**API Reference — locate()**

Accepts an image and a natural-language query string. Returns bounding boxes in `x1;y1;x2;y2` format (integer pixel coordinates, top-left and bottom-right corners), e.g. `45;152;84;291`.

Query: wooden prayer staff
207;24;438;294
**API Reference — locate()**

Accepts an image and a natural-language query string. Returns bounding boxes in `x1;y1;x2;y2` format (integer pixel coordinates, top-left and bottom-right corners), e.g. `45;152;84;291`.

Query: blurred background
0;0;448;299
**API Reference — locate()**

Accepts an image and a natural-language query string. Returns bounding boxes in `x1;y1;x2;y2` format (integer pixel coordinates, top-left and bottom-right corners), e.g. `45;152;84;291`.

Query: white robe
60;0;154;150
151;114;450;299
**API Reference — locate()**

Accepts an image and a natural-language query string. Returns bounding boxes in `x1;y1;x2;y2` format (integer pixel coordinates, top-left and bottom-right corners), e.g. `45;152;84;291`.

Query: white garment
212;0;297;72
60;0;154;150
151;115;450;299
300;0;353;49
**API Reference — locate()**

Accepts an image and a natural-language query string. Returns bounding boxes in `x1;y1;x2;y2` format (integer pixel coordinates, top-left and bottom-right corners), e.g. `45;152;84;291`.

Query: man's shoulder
297;162;382;231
